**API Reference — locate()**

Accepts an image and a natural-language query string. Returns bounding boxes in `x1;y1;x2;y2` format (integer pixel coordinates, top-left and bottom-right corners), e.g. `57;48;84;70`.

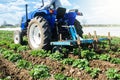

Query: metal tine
88;32;92;38
77;35;81;45
108;32;111;49
108;32;111;40
94;31;98;42
60;33;62;41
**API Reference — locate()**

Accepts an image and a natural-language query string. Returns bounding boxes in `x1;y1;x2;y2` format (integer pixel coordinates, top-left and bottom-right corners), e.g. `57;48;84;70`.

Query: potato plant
106;68;120;79
17;46;29;52
30;49;49;57
99;54;111;61
1;30;120;80
110;58;120;64
2;50;14;58
81;50;98;60
72;59;89;70
8;54;22;62
29;65;50;79
0;76;11;80
49;52;64;60
8;43;21;50
85;67;100;78
16;59;33;69
54;73;78;80
61;58;74;65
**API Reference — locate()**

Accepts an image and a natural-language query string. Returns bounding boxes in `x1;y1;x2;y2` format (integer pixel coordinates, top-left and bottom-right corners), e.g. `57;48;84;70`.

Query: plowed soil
89;60;120;80
0;56;32;80
0;31;120;80
1;50;120;80
19;51;92;80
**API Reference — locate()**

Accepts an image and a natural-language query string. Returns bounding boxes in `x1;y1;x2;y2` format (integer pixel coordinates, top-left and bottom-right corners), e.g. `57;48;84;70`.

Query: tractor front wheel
14;30;23;44
27;16;51;50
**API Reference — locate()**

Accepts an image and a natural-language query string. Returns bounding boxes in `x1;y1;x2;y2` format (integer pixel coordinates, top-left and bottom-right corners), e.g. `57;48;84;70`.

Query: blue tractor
14;0;111;51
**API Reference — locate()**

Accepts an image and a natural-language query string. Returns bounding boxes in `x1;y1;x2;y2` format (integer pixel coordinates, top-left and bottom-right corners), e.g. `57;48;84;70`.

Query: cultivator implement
86;31;111;50
50;28;111;51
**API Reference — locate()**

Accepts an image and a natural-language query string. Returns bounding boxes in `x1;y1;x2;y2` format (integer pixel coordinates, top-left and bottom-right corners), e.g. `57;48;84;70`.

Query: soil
1;50;120;80
89;60;120;71
1;29;120;80
19;51;92;80
89;60;120;80
110;53;120;58
1;48;120;80
0;56;32;80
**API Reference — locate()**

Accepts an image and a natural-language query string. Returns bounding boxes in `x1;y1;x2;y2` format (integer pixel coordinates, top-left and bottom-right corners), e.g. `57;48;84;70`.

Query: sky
0;0;120;25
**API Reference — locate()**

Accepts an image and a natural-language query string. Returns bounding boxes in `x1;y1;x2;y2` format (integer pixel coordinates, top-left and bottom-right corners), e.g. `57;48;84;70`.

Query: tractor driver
44;0;62;9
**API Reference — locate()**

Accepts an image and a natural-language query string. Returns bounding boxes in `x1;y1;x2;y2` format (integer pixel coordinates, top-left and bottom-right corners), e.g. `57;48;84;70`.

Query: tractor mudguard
21;9;56;30
64;12;77;25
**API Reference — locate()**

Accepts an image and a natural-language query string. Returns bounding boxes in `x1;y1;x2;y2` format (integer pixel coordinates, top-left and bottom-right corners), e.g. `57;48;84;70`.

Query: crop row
0;31;120;80
29;49;120;79
1;43;120;80
1;39;120;65
0;47;78;80
0;41;120;79
0;49;50;79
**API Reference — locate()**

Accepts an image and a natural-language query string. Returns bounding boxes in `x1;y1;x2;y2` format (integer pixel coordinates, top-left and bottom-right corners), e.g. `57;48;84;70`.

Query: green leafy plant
30;50;40;56
17;59;33;69
2;50;21;62
106;68;120;79
2;50;13;59
49;52;64;60
61;48;68;54
72;59;89;70
0;76;11;80
9;43;21;50
54;73;78;80
61;58;74;65
117;47;120;52
73;48;81;55
0;41;7;46
66;77;78;80
29;65;50;79
54;73;66;80
91;68;100;78
30;49;48;57
2;49;22;62
99;54;111;61
81;50;98;60
85;67;100;78
110;58;120;64
0;48;7;54
8;54;22;62
17;46;29;52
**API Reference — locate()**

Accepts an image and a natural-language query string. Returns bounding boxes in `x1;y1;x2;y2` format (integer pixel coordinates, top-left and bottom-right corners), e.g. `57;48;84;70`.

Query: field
83;26;120;37
0;30;120;80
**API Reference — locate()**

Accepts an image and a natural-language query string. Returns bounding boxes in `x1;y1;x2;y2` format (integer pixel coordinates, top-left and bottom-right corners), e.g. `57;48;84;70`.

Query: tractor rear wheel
74;19;83;38
14;30;23;44
27;16;51;50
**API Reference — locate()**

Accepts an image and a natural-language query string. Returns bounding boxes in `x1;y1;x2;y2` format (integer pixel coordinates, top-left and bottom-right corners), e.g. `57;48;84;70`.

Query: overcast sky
0;0;120;25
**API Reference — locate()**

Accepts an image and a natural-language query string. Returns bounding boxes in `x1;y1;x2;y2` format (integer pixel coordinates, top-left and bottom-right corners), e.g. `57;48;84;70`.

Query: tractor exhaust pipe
41;0;44;8
25;4;28;26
